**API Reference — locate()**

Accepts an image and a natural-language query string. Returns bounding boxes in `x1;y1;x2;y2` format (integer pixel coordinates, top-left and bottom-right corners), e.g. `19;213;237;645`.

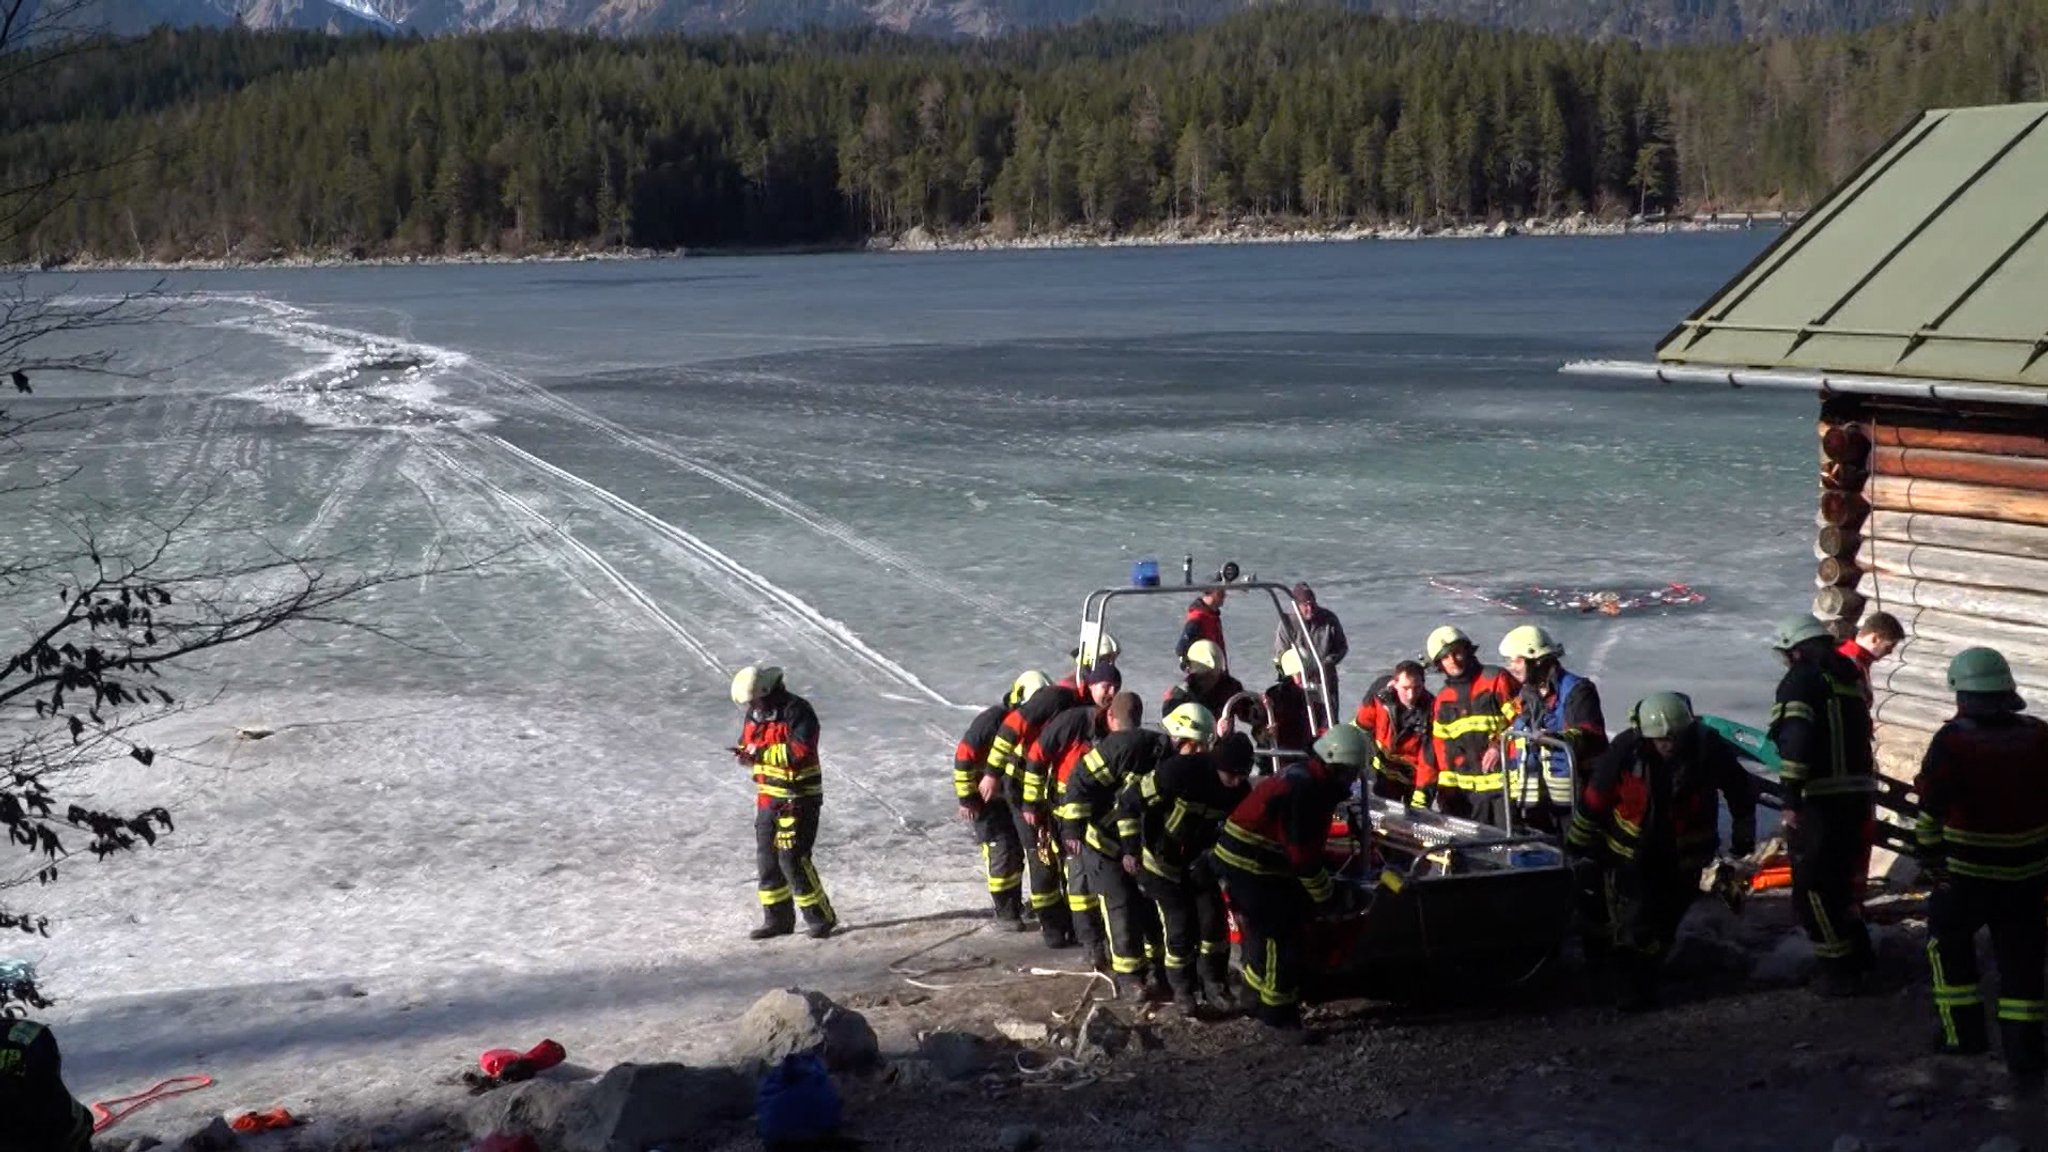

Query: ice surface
0;235;1814;1137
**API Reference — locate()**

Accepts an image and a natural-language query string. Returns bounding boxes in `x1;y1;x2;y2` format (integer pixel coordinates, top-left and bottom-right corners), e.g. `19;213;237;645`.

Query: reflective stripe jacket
0;1019;88;1152
1356;676;1431;791
1060;729;1173;855
1508;671;1608;806
1568;728;1757;867
1121;750;1251;882
1022;705;1103;806
986;681;1080;783
1176;600;1226;661
1426;666;1520;795
1914;711;2048;883
740;689;822;809
1766;651;1875;810
954;703;1008;806
1214;759;1349;903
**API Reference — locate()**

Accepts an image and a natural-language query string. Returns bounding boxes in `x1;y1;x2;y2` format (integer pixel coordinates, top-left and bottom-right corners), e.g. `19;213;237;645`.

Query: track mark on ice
417;440;722;672
484;435;958;708
468;362;1064;646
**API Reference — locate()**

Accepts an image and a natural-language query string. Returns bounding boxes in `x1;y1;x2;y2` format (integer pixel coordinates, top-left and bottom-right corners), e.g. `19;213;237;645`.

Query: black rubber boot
2001;1021;2046;1079
993;890;1026;930
749;904;796;941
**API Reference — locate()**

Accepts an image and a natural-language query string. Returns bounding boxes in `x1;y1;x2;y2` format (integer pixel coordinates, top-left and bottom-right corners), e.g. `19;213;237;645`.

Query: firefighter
1566;692;1757;1011
1422;626;1520;825
1176;586;1228;664
1212;724;1372;1042
988;668;1089;946
954;671;1050;930
1915;647;2048;1078
1240;648;1316;762
1165;639;1246;718
1355;660;1432;803
1274;582;1349;703
1501;625;1607;833
1120;709;1255;1015
1059;691;1171;997
733;664;836;941
1021;664;1122;950
1766;613;1877;996
0;1018;93;1152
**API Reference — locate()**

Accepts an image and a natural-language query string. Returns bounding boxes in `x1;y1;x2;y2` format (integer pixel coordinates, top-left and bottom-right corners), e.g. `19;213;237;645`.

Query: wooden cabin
1565;100;2048;876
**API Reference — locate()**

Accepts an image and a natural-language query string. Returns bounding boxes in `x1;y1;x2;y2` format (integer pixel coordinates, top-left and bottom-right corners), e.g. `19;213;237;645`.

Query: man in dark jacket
1567;692;1757;1010
1274;582;1348;702
1767;613;1878;996
1176;587;1227;664
1915;647;2048;1079
1212;724;1372;1042
0;1018;93;1152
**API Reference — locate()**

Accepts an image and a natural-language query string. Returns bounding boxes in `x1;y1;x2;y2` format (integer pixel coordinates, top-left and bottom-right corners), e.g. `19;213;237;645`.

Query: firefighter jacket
1568;727;1758;868
740;688;822;809
1262;677;1315;754
1214;759;1349;904
1120;750;1251;882
0;1019;90;1152
1425;665;1521;796
1767;649;1876;810
986;680;1080;783
1914;709;2048;883
1836;638;1879;705
1164;669;1247;719
1356;676;1431;791
1022;705;1104;806
1508;670;1608;808
1060;729;1173;855
1176;599;1226;661
954;703;1009;808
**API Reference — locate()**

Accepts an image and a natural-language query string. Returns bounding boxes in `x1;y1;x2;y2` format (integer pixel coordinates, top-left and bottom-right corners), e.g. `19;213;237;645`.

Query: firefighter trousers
1007;782;1071;936
1075;847;1152;978
1138;862;1230;997
1216;865;1309;1027
1602;857;1698;1005
1928;876;2048;1072
973;799;1025;920
1789;797;1874;981
756;798;835;928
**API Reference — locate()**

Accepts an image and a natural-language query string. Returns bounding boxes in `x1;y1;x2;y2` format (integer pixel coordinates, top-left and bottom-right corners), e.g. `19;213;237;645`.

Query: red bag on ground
478;1040;566;1082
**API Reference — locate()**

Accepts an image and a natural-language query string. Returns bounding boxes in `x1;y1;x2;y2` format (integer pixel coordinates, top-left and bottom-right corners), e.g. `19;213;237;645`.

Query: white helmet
1426;625;1472;664
1184;640;1226;672
1009;670;1052;707
1162;702;1217;745
1278;648;1306;679
1499;624;1563;661
731;664;783;705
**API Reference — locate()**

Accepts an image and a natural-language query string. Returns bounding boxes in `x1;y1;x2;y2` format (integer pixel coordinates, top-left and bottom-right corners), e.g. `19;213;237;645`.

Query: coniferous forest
3;0;2047;262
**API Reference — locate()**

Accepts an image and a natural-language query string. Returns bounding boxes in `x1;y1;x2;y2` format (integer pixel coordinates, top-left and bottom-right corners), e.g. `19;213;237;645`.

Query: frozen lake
2;233;1815;1129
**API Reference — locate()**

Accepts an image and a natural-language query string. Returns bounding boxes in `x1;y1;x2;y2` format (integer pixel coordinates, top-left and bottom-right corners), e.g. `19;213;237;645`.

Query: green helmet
1770;614;1832;651
1631;692;1696;739
1312;723;1373;769
1948;647;2018;694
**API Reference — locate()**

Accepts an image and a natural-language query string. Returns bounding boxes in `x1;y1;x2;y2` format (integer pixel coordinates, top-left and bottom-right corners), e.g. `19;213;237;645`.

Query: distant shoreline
7;212;1789;273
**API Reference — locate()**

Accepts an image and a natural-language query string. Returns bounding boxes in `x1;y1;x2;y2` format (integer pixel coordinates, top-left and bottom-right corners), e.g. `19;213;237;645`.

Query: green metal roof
1658;102;2048;388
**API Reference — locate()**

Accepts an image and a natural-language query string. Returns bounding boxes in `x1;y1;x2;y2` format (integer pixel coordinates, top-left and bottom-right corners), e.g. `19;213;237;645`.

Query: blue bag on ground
756;1052;841;1145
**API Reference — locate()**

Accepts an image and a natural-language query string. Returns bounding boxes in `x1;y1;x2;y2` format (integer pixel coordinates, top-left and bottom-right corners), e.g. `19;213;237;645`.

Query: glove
1409;786;1434;809
774;812;798;851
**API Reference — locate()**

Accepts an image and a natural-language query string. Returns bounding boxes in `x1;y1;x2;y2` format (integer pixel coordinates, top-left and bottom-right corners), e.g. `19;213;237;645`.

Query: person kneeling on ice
1119;710;1254;1016
1501;624;1607;834
1565;692;1756;1011
0;1018;93;1152
733;665;838;941
953;671;1051;930
1059;691;1173;997
1212;724;1372;1043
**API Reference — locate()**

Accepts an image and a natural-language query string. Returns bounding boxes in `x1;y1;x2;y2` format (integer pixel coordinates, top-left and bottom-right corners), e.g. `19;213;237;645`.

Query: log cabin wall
1814;395;2048;794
